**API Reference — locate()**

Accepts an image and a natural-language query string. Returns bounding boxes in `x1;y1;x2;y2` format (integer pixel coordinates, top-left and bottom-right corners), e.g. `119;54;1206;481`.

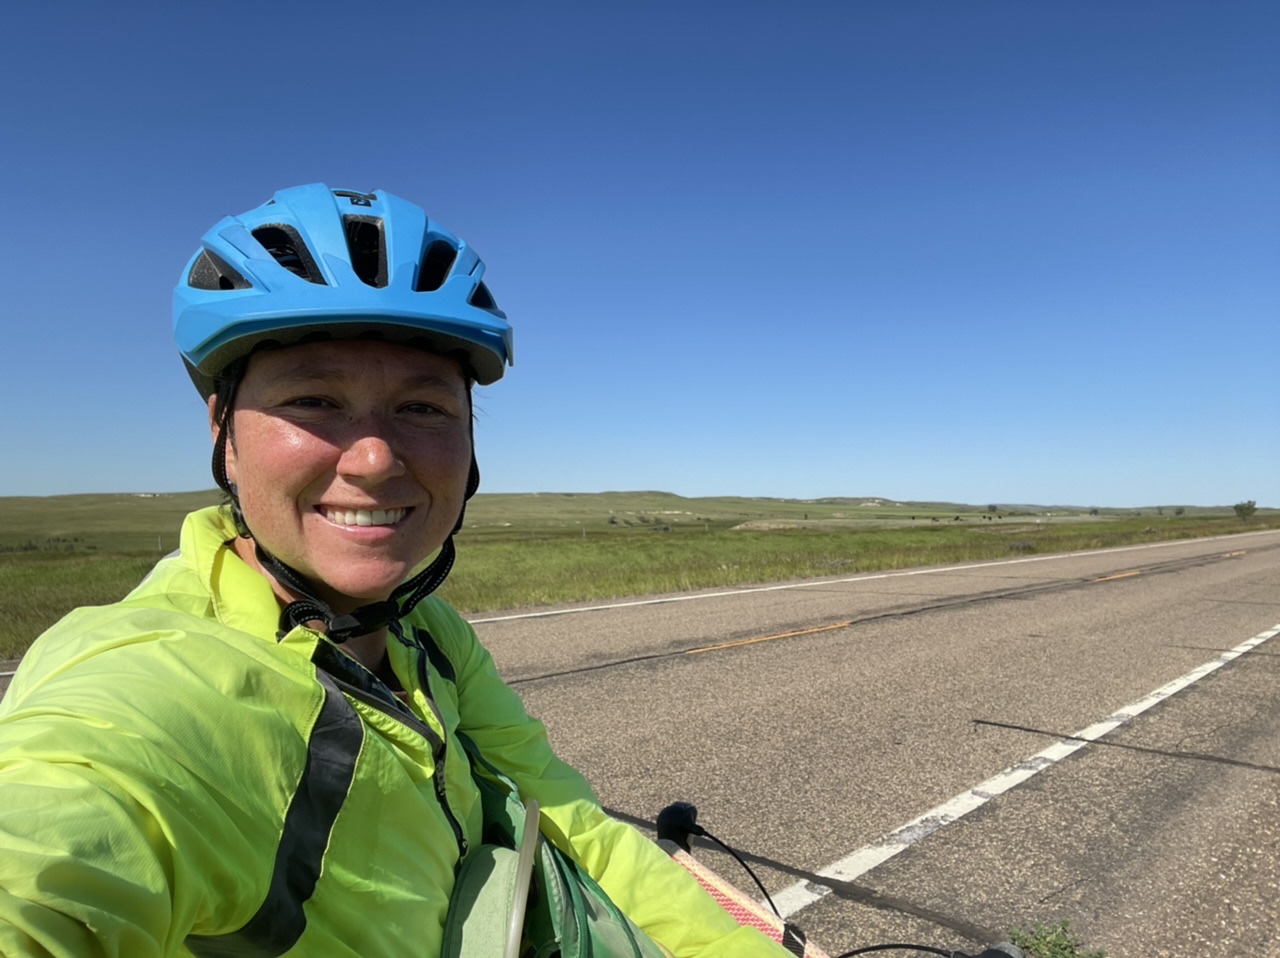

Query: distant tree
1157;506;1164;516
1089;508;1099;517
1174;507;1185;517
987;504;998;514
1234;500;1258;521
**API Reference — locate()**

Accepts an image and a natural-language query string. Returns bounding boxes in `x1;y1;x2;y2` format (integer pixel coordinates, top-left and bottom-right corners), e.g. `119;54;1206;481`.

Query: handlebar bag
444;733;669;958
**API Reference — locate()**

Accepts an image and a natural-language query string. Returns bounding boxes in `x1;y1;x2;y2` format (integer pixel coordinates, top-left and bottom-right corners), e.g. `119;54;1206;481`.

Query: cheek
232;421;335;502
435;433;474;491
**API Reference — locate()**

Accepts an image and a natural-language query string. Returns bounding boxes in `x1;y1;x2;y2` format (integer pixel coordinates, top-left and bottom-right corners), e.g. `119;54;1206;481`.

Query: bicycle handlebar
657;801;1025;958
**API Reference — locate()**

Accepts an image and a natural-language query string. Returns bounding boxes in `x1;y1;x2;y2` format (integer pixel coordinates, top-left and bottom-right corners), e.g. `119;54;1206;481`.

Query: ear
207;394;219;443
208;395;238;485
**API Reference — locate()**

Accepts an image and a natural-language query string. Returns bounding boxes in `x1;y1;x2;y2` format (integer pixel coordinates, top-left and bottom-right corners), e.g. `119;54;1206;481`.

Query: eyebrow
268;366;466;394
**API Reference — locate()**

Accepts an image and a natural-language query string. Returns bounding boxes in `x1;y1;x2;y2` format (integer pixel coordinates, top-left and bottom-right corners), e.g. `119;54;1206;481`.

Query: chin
314;571;405;607
304;552;427;605
334;584;403;605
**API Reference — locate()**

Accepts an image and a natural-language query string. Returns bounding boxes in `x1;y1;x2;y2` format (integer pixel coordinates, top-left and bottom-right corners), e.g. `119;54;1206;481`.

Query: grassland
2;490;1276;659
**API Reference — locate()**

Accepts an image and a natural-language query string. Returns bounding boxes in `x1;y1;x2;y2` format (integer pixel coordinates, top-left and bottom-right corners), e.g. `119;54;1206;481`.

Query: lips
320;507;409;527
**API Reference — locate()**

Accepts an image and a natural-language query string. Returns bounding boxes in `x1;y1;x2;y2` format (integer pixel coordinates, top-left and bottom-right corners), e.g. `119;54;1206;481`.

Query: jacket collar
183;505;287;641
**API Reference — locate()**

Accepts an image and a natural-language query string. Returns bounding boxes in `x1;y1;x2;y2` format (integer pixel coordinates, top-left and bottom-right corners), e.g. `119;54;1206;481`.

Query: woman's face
213;339;472;612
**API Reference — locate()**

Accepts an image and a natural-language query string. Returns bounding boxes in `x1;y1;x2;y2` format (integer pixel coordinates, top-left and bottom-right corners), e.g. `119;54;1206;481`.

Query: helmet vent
252;225;325;284
416;240;457;292
469;282;497;312
334;190;376;207
343;216;388;288
188;250;251;291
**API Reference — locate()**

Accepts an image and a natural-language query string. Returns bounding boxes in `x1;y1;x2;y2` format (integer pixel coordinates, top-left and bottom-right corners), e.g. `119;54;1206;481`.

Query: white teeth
324;508;406;527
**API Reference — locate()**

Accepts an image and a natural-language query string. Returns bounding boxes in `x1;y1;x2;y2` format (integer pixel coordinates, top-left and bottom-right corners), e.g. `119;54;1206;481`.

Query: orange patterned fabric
660;842;831;958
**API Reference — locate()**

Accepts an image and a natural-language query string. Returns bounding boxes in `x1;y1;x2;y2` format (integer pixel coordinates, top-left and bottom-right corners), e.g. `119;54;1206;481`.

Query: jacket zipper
414;649;470;866
318;658;469;864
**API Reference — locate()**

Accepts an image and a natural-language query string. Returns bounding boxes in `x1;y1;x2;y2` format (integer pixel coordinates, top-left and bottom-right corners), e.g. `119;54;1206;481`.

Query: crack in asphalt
507;549;1259;686
972;719;1280;775
1169;644;1280;658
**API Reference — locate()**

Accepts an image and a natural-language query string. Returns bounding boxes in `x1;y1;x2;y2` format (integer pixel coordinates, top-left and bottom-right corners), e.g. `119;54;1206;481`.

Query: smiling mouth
320;507;411;527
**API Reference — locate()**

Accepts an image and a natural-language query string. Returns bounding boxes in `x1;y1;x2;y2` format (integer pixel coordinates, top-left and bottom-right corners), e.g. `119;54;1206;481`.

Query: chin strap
270;536;457;643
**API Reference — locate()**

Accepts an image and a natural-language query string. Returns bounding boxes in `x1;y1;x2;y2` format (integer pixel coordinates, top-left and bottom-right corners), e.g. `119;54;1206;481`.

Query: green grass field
2;490;1275;659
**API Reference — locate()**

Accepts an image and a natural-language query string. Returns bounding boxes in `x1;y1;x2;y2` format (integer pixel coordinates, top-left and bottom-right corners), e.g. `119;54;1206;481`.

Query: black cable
697;828;785;921
833;945;951;957
656;802;991;958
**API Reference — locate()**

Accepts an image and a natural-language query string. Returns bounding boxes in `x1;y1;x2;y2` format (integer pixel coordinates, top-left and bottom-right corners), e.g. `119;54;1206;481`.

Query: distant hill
0;489;1265;554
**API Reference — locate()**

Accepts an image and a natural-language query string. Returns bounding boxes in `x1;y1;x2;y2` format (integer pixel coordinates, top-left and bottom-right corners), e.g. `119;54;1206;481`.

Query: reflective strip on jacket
0;506;784;957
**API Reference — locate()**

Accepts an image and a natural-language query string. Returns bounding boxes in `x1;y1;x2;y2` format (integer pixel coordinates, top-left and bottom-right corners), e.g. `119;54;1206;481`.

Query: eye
285;396;337;410
401;402;447;417
275;394;343;412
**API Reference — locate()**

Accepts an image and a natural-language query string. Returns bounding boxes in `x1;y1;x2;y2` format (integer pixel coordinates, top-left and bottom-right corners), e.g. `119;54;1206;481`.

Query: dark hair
209;356;250;534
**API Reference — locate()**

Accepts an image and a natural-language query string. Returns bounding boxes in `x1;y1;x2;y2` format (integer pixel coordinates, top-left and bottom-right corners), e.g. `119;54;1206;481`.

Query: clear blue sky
2;1;1276;507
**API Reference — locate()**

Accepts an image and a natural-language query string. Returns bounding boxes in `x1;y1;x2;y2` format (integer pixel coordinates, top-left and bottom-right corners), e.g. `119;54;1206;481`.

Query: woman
0;185;786;956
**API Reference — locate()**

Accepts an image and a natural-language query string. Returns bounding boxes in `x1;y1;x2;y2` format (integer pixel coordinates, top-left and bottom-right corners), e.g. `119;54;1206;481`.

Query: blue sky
2;1;1276;507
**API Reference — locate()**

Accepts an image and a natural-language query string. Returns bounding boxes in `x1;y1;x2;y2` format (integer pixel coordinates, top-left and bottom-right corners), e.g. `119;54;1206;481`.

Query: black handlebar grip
656;801;704;852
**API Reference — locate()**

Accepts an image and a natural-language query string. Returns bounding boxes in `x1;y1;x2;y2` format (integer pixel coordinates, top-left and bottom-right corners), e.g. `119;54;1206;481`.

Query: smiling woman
0;185;786;957
221;341;475;663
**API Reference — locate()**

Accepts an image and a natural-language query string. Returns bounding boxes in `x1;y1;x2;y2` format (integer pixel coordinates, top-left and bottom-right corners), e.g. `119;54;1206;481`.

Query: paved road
4;530;1278;955
476;530;1280;957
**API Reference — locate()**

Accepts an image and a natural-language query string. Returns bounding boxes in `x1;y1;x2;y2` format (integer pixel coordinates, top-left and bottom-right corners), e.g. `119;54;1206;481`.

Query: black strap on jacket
185;671;363;958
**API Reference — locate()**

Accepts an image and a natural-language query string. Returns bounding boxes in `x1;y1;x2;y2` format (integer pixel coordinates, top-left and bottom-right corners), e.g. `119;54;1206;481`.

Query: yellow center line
1092;570;1142;582
686;620;854;655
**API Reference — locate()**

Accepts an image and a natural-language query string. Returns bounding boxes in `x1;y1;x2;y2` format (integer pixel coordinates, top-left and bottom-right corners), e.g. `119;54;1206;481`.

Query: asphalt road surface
475;530;1280;958
4;530;1277;956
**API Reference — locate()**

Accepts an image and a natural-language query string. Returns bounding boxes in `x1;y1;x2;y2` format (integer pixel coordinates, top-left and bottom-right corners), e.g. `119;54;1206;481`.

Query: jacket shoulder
406;596;479;675
7;598;317;724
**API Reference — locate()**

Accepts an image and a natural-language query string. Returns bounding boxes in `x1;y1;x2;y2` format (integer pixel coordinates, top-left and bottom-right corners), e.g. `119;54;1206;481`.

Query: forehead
242;339;470;391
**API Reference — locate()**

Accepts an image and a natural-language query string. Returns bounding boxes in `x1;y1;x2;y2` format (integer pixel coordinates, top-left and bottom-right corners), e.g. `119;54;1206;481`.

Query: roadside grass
3;489;1277;660
0;553;157;659
437;512;1279;612
1010;919;1107;958
0;490;218;555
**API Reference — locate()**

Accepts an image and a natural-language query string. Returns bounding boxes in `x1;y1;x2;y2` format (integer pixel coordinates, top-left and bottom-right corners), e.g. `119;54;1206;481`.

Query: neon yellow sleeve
0;611;309;958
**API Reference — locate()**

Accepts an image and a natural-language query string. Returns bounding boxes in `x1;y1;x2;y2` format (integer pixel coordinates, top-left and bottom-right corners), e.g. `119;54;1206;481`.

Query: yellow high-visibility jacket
0;506;783;957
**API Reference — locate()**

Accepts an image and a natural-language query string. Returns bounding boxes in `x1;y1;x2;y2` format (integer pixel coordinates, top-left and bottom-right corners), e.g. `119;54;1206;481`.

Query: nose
336;419;406;483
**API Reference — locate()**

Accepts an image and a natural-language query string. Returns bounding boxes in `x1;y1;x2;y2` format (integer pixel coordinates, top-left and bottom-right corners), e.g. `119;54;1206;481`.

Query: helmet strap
211;379;252;539
269;536;456;643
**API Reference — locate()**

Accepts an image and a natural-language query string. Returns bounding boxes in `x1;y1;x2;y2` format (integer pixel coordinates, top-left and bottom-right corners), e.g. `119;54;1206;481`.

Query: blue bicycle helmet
175;183;513;397
176;184;511;644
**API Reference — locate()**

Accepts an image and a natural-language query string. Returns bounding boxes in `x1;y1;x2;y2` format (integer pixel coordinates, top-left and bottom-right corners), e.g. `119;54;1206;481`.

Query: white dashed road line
771;622;1280;919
